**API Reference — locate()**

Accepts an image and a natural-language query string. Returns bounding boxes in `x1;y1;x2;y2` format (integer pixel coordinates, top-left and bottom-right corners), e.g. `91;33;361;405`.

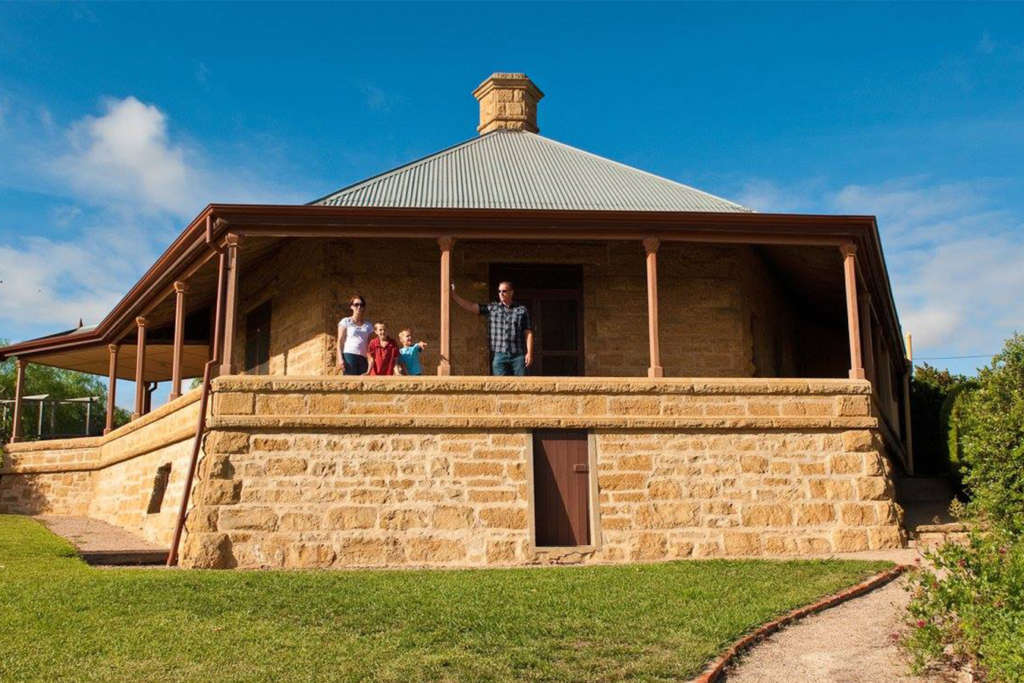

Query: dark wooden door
489;264;584;376
245;301;271;375
533;430;590;546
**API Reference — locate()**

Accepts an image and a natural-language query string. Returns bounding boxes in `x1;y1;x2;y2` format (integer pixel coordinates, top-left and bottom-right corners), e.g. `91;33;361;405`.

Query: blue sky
2;2;1023;406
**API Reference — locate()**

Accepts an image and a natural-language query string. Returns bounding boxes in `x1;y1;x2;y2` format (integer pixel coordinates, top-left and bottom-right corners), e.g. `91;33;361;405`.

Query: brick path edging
692;564;911;683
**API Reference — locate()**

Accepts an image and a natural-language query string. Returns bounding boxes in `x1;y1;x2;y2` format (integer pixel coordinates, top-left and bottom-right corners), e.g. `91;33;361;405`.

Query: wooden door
533;430;590;546
489;264;584;376
245;301;271;375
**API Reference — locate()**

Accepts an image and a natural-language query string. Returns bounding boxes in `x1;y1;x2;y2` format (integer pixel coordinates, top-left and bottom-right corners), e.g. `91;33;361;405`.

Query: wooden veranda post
133;316;148;419
859;293;876;385
10;357;26;443
169;281;188;400
643;238;664;378
438;236;454;375
105;344;118;434
219;235;240;376
841;243;865;380
903;332;915;474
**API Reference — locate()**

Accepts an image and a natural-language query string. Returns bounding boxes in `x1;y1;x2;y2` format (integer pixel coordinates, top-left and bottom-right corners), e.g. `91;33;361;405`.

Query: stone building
0;74;912;568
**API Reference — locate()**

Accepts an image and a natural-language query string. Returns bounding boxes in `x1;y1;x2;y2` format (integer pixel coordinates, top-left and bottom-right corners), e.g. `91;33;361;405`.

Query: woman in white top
337;295;374;375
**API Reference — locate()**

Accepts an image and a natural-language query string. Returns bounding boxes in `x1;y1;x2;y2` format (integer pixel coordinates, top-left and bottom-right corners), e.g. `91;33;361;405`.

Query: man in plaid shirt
452;280;533;375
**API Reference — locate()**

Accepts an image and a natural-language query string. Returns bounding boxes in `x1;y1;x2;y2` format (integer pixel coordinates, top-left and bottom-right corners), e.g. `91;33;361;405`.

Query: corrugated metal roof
313;130;751;212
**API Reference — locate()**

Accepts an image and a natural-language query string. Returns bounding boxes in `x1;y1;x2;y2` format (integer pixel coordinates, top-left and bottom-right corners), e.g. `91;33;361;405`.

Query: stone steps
894;475;969;550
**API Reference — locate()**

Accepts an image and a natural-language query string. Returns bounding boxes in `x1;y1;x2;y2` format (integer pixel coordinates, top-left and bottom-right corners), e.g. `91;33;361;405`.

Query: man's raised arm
450;282;480;314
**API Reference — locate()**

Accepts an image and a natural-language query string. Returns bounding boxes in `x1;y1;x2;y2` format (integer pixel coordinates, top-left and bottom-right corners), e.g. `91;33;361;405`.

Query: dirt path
34;515;168;565
723;576;959;682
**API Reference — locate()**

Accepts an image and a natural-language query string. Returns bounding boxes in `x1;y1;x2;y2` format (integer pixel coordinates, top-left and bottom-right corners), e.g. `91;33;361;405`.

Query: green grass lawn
0;515;891;681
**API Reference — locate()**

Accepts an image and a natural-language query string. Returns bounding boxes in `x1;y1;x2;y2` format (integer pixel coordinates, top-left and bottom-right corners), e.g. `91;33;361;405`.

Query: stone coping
3;425;197;475
212;375;872;396
208;415;878;430
2;390;201;474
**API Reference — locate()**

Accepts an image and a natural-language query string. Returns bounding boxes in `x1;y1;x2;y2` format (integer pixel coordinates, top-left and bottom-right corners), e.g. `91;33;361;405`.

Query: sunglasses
498;289;512;294
351;302;365;308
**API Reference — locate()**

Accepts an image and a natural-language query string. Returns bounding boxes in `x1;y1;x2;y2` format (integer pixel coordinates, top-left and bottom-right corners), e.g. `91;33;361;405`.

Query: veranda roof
313;130;751;213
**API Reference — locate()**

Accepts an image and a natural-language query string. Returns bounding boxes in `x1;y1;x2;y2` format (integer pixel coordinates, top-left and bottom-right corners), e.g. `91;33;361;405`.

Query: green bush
907;527;1024;679
907;334;1024;679
910;363;975;477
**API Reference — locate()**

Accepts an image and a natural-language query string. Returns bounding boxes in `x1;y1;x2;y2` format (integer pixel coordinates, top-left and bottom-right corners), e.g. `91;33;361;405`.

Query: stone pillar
643;238;664;378
105;344;119;434
841;243;865;380
438;237;454;375
133;316;147;419
219;235;240;376
10;357;26;443
170;281;189;400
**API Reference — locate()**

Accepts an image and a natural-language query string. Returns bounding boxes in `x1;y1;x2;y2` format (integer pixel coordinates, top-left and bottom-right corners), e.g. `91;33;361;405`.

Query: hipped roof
314;130;751;213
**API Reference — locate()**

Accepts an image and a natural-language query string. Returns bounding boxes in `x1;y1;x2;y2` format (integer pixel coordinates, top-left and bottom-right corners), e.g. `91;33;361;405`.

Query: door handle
573;464;589;473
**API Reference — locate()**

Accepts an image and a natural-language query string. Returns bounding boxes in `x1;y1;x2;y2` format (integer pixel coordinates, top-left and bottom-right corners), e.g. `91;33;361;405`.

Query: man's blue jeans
491;352;527;376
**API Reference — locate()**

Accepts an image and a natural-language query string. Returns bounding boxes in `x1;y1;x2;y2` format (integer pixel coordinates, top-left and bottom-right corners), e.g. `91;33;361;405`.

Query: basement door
533;430;590;546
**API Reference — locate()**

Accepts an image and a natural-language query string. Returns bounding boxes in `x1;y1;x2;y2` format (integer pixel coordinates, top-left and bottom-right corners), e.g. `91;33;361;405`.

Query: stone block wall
231;240;331;376
180;376;904;569
0;391;201;547
226;238;837;380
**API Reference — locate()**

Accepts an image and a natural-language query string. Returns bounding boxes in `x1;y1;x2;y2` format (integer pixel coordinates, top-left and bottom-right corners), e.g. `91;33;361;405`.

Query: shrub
910;363;975;478
906;334;1024;679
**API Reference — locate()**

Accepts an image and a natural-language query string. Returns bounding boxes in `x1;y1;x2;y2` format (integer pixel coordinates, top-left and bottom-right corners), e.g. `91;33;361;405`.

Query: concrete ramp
35;516;168;566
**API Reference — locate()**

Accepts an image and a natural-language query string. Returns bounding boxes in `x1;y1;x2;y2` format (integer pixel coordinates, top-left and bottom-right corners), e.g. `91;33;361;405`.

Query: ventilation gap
146;463;172;514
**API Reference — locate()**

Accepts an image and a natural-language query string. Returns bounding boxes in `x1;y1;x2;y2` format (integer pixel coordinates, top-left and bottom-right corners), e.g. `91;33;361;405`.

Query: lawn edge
692;563;911;683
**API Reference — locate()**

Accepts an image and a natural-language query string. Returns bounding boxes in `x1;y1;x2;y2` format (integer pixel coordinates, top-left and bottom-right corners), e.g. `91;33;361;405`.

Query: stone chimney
472;73;544;135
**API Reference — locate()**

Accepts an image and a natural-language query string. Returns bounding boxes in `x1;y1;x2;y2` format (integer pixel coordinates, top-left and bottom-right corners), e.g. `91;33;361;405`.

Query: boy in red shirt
366;322;400;375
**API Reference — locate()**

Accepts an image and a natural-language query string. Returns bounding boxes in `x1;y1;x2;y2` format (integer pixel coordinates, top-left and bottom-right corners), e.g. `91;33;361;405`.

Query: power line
915;354;994;360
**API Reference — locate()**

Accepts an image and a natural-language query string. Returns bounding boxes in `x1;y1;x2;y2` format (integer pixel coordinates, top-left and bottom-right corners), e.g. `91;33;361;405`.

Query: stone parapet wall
0;390;201;546
182;376;904;568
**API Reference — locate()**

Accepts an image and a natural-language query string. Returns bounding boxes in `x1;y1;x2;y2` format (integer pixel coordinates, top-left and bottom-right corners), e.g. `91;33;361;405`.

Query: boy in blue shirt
397;329;428;375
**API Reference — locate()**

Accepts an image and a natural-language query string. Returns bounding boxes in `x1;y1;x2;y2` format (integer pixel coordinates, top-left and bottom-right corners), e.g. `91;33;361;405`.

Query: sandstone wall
0;391;201;547
180;376;904;569
231;240;331;376
232;238;833;379
323;239;441;374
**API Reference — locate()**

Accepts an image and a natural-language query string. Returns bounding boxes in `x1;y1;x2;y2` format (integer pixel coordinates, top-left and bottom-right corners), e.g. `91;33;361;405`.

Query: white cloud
46;96;305;218
0;215;169;337
55;97;191;214
0;94;308;342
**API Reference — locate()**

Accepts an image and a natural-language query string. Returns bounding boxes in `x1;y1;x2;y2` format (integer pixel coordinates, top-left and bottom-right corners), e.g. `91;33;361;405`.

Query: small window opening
146;463;172;514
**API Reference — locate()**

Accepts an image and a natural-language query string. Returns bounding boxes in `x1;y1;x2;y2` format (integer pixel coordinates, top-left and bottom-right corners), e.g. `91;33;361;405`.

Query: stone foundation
3;376;906;568
181;375;904;568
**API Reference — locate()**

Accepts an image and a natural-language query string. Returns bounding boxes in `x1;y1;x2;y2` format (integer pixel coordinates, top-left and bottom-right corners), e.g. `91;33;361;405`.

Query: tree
0;339;129;442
